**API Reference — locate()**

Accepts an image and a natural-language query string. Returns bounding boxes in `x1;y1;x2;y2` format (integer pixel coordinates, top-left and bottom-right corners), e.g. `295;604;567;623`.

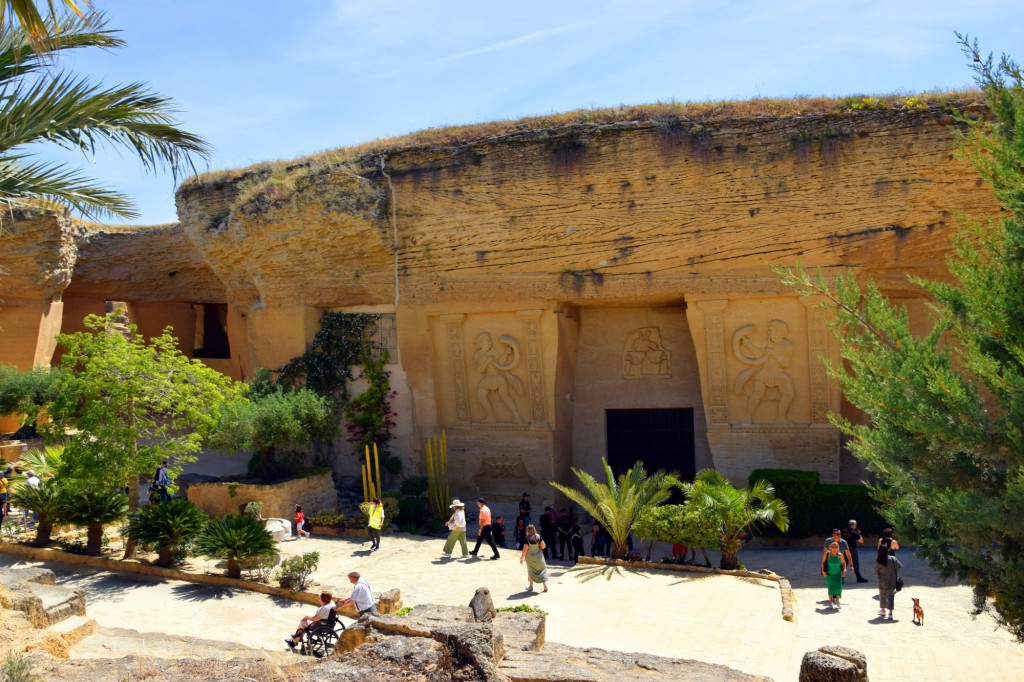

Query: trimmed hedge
747;469;888;539
809;484;889;537
748;469;820;537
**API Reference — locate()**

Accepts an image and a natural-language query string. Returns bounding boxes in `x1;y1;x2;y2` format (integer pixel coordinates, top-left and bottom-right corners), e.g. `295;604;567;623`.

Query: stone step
28;582;87;626
47;615;96;646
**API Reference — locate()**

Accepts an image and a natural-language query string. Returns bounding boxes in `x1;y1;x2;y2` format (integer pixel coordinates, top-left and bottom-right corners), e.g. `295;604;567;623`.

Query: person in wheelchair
285;591;335;651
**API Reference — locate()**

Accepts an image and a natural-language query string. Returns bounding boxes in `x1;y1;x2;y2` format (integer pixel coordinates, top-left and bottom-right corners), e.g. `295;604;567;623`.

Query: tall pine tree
780;36;1024;640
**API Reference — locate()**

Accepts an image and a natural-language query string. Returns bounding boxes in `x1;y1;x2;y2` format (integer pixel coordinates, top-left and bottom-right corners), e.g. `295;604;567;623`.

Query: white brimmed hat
450;499;465;508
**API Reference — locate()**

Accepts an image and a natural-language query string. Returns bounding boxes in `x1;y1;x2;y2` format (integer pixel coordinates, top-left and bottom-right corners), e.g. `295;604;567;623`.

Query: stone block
799;646;868;681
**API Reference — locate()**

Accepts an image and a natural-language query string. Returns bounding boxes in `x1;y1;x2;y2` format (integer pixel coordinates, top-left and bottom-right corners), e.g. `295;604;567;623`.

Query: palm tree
197;514;276;579
550;458;678;559
15;443;63;479
125;498;208;567
682;469;789;570
0;12;209;220
0;1;84;51
54;488;128;555
9;476;59;545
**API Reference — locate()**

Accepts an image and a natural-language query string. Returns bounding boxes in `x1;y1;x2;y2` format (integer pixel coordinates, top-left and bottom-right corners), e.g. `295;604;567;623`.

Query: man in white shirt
337;571;377;616
441;499;468;558
285;591;335;650
22;470;40;526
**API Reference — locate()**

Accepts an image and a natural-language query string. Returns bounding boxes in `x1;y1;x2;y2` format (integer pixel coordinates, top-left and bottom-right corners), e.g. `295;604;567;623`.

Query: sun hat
450;499;465;508
849;519;857;525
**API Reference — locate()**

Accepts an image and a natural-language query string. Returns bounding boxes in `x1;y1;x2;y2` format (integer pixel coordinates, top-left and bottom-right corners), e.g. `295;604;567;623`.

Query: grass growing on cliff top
185;89;980;192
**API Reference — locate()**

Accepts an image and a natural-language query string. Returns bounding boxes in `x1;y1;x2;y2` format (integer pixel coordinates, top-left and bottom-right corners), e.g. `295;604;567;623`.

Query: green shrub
277;551;320;591
359;497;398;525
307;511;358;529
496;604;548;615
809;484;889;537
400;476;428;498
748;469;820;537
54;489;128;555
0;654;37;682
396;606;412;617
397;496;429;531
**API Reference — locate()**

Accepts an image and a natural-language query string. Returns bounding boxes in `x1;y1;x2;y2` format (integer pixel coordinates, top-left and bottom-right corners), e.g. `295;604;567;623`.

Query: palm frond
0;10;115;79
0;156;134;218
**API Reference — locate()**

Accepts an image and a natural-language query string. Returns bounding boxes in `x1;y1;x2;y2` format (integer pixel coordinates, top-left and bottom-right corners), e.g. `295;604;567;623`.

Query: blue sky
41;0;1024;225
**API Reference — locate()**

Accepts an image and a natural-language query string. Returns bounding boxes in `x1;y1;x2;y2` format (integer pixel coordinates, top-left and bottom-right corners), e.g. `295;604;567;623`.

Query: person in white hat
441;499;469;558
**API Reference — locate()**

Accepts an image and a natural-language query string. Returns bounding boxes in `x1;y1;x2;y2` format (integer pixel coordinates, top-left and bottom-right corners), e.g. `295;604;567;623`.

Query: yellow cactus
426;430;450;517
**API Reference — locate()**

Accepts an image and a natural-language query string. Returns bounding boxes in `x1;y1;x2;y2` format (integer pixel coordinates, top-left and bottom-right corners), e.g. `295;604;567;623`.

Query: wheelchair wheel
307;628;339;658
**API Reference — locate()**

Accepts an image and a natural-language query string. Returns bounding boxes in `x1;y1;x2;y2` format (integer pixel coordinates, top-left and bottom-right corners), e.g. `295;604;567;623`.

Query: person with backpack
0;469;9;524
874;543;903;620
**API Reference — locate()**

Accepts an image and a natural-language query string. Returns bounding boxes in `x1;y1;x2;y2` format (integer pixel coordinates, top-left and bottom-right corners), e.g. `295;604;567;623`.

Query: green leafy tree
550;458;678;559
682;469;788;570
633;503;717;566
0;365;61;436
777;37;1024;640
0;12;208;220
54;488;127;555
10;476;59;545
125;499;208;567
210;370;336;481
44;312;245;558
197;513;276;579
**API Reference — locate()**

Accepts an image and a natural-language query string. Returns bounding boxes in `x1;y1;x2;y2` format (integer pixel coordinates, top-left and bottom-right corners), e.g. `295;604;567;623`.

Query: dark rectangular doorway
606;408;695;482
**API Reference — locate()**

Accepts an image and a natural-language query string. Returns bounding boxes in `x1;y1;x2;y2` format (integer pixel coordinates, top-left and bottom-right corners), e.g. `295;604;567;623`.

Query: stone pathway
2;534;1022;681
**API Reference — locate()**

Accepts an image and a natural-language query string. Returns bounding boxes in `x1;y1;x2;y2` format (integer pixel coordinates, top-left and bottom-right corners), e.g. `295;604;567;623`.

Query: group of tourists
822;520;904;619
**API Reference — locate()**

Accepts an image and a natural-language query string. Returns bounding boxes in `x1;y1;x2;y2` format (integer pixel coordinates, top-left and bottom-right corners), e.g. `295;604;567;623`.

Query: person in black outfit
555;508;573;560
539;506;557;559
842;519;870;583
468;498;500;559
518;492;532;526
492;516;507;548
570;525;585;562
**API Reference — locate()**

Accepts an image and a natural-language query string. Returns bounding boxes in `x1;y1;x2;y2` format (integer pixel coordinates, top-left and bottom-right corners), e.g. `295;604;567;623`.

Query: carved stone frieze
440;314;470;423
697;300;730;424
802;298;831;423
517;309;547;424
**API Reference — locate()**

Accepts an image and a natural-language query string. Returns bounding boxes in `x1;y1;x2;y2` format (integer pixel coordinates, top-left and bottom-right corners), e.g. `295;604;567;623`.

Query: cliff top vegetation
184;90;981;192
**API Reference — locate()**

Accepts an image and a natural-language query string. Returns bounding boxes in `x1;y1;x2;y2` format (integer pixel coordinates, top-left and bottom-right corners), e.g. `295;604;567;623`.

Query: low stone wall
0;541;401;616
186;469;336;519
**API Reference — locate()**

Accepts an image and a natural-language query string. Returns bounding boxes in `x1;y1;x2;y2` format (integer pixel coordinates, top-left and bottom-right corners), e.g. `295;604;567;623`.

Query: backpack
0;476;8;495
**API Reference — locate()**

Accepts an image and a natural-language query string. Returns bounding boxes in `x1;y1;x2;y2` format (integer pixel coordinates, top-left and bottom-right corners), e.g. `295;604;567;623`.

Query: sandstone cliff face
176;107;1000;310
1;209;80;299
64;224;226;302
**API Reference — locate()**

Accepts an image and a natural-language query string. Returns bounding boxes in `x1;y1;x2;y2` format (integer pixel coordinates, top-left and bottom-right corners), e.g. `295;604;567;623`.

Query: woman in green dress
520;524;549;592
822;541;847;609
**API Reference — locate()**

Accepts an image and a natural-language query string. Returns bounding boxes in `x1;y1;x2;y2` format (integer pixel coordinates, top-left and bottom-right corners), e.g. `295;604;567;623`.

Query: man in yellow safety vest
367;497;384;552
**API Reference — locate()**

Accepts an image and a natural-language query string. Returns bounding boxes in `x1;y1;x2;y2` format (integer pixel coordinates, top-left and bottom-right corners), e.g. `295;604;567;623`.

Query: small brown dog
912;597;924;625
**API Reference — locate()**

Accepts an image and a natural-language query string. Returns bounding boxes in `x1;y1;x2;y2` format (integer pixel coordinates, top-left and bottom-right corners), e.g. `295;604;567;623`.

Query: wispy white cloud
438;22;590;62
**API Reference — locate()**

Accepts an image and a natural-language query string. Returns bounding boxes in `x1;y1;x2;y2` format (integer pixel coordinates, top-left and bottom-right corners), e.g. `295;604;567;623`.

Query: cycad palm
0;12;209;219
551;458;678;559
54;488;128;555
682;469;789;570
9;477;59;545
125;499;207;567
197;514;276;579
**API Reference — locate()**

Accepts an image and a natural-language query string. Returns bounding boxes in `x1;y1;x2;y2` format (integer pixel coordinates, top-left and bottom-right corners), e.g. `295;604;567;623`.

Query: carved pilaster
802;298;831;423
516;309;547;425
697;299;730;424
441;313;470;423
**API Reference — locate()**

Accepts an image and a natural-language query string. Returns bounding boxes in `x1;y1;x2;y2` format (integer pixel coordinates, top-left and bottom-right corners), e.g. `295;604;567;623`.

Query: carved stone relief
732;319;796;423
802;299;831;422
516;309;547;423
622;327;672;379
697;300;730;424
473;331;526;424
441;314;470;422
